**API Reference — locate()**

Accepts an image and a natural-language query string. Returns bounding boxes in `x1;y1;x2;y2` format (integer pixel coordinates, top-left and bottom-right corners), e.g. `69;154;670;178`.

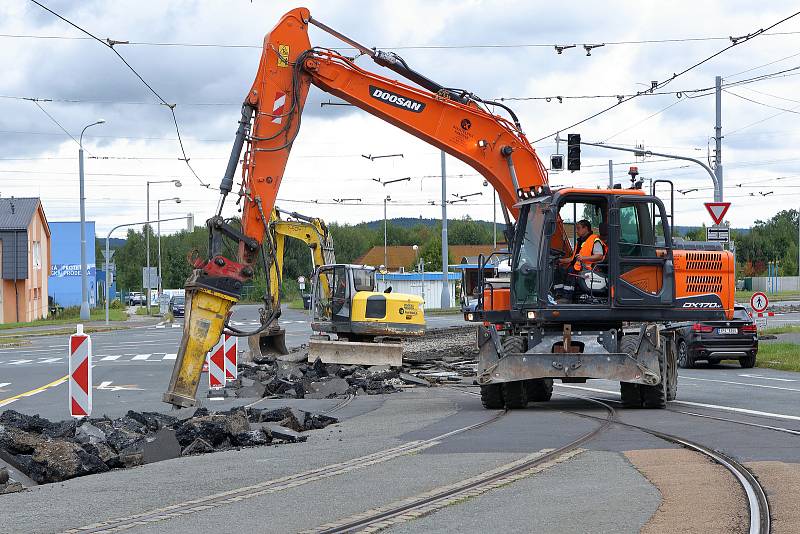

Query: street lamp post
78;119;105;321
372;177;411;271
146;179;181;313
106;215;192;324
157;197;181;295
384;195;391;267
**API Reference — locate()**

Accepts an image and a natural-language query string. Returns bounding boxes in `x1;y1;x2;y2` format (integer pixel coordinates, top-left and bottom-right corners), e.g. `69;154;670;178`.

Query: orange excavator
163;7;735;410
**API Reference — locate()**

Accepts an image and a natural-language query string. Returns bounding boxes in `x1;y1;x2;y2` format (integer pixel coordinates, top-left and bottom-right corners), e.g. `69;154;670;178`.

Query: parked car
128;292;146;306
671;304;758;368
169;295;186;317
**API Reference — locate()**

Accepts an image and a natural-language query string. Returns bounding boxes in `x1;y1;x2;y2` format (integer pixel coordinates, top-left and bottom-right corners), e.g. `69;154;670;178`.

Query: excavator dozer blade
308;338;403;367
163;287;238;408
248;327;289;359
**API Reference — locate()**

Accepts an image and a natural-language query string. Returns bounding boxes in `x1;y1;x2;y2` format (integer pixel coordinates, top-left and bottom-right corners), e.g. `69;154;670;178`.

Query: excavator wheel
619;336;644;408
525;378;553;402
480;384;504;409
501;381;528;409
641;342;668;409
620;382;642;408
498;336;529;409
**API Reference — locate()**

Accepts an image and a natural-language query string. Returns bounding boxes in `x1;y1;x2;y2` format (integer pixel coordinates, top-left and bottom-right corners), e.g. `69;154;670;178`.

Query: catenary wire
28;0;211;188
530;10;800;143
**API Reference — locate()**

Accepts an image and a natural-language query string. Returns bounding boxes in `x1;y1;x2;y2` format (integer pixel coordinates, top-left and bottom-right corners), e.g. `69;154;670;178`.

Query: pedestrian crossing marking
100;355;122;361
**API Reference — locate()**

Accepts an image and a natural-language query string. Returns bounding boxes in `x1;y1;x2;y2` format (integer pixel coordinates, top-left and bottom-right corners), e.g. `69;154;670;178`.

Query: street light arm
80;120;105;148
105;215;193;325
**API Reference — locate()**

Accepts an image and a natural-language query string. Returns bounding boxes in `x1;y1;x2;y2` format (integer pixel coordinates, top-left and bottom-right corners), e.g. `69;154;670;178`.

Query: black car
169;295;186;317
672;305;758;369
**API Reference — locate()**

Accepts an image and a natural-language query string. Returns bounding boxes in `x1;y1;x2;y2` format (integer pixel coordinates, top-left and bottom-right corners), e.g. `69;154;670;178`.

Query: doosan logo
369;86;426;113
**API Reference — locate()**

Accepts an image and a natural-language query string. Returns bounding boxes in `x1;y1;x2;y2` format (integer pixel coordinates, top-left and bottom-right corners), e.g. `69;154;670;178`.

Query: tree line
100;216;499;301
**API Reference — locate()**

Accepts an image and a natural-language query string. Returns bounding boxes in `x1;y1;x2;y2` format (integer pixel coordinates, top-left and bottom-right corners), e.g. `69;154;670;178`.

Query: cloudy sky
1;0;799;236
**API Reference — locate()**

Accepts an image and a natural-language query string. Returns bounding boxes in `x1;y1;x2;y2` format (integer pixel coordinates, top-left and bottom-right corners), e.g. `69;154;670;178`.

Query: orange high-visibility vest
574;234;605;271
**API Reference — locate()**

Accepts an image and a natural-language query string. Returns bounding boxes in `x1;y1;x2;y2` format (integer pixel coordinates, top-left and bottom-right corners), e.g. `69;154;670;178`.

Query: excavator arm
163;7;549;407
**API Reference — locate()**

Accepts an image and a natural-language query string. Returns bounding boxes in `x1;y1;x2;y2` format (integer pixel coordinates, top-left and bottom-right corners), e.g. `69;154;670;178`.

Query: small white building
375;272;460;310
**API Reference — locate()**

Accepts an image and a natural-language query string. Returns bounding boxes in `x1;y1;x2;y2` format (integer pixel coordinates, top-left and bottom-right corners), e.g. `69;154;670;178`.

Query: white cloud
0;0;799;234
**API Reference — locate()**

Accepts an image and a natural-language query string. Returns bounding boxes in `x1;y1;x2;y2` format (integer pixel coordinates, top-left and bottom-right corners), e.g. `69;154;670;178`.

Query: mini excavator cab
311;264;424;341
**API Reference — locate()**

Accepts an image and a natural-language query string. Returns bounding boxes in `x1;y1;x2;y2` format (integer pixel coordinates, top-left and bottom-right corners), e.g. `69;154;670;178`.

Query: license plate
717;328;738;334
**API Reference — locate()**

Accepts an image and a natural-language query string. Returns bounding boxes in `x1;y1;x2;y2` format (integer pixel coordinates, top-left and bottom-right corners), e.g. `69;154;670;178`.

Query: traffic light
567;133;581;171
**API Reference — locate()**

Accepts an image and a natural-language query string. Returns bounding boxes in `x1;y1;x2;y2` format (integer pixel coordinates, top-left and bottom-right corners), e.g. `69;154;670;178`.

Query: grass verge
286;299;306;310
763;325;800;335
0;307;127;330
134;306;161;316
756;342;800;372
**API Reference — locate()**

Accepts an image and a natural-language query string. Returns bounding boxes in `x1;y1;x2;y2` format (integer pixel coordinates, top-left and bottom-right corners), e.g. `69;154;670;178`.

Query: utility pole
608;160;614;188
714;75;723;203
384;195;390;268
440;150;450;308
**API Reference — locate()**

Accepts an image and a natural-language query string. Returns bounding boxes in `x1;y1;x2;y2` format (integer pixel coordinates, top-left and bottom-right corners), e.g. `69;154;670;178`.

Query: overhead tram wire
3;29;800;50
28;0;211;189
4;61;800;109
530;9;800;143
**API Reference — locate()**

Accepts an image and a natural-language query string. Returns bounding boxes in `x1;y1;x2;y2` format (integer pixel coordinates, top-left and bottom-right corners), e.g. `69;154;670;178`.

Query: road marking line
555;383;800;422
0;382;10;388
681;376;800;392
739;373;796;382
100;355;121;361
38;357;62;363
131;354;151;361
163;353;177;360
0;374;68;407
7;359;33;365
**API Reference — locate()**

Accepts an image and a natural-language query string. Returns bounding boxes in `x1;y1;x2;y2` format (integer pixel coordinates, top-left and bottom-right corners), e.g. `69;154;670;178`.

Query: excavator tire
620;382;642;408
663;335;679;402
501;381;528;409
619;335;644;408
499;336;529;409
641;342;668;409
525;379;553;402
480;384;504;409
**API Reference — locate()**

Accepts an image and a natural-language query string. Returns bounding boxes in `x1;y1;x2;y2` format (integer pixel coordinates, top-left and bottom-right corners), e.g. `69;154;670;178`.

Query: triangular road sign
704;202;730;225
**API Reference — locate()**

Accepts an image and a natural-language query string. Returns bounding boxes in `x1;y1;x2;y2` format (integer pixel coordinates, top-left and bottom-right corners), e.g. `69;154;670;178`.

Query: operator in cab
555;219;606;302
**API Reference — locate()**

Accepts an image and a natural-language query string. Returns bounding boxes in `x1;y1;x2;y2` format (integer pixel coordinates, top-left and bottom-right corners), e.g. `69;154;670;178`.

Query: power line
530;10;800;143
724;89;800;114
2;30;800;50
29;0;211;188
30;100;79;146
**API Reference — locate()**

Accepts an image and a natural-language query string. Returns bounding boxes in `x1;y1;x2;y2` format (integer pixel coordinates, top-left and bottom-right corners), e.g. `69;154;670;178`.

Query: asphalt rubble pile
0;405;337;488
230;326;480;398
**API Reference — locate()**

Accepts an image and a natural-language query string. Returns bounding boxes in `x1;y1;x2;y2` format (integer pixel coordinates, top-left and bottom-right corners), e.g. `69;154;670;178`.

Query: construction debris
0;406;337;486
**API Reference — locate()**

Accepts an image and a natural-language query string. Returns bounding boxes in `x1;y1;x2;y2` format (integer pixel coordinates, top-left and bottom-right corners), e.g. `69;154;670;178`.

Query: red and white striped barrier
69;324;92;418
224;334;237;382
757;312;775;318
207;337;226;389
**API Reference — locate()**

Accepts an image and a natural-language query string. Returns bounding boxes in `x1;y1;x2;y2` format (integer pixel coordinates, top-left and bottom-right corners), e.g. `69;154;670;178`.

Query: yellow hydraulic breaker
162;286;238;407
